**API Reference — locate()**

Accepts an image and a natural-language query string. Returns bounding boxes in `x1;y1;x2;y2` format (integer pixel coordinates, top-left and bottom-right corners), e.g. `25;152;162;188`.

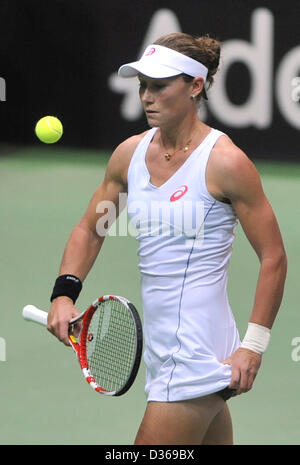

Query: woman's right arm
47;135;141;345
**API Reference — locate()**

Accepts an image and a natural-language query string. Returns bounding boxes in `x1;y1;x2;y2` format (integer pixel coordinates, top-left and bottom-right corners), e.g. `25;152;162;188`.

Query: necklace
163;138;192;161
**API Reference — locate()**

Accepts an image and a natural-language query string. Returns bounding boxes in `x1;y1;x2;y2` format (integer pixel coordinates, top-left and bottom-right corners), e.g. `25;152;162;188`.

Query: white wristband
240;322;271;355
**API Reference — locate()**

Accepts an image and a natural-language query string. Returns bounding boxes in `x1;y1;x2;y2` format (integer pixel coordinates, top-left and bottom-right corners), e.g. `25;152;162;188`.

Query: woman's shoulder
207;132;261;200
105;130;151;187
111;130;150;162
210;132;257;176
118;130;149;152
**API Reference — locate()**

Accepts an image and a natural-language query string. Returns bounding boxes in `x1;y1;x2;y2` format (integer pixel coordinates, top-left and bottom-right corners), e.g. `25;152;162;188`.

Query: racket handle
22;305;48;326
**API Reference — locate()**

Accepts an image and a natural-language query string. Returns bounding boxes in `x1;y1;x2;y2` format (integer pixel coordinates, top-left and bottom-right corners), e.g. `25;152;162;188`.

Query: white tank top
127;127;241;402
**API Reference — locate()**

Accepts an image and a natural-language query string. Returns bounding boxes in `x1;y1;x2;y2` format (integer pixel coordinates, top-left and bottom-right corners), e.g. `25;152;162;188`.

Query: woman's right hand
47;296;81;346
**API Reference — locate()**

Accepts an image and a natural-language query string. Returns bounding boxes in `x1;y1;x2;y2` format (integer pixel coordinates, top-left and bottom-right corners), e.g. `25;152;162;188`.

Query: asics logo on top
170;185;188;202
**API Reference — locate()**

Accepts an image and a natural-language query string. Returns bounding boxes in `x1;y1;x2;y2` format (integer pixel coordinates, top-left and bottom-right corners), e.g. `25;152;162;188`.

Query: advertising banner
0;1;299;160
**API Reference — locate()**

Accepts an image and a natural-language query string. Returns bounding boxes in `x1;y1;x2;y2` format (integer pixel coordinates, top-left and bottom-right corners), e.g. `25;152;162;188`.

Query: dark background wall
0;0;299;160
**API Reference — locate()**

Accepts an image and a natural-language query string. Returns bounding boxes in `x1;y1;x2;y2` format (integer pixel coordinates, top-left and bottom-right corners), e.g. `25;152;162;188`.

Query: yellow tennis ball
35;116;63;144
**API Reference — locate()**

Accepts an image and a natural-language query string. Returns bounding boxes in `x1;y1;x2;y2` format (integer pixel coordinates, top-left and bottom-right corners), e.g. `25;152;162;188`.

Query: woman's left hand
222;348;262;395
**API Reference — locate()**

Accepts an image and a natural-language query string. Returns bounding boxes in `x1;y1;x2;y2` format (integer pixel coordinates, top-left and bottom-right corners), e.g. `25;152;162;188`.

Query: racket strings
86;301;137;392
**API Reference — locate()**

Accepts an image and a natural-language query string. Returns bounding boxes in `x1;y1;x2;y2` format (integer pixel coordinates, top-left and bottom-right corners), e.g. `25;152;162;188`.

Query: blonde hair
153;32;221;99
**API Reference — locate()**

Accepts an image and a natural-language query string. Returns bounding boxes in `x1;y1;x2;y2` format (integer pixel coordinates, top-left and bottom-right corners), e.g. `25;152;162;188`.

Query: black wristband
50;274;82;304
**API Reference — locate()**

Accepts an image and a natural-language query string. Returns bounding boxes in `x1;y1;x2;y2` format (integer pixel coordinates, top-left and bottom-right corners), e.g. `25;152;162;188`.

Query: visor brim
118;60;209;100
118;61;182;79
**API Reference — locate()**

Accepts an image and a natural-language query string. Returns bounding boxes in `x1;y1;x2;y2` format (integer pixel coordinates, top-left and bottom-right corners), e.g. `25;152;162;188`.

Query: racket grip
22;305;48;326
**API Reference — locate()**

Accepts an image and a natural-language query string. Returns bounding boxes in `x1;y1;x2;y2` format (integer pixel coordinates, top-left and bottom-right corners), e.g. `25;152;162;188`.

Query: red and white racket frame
68;295;143;396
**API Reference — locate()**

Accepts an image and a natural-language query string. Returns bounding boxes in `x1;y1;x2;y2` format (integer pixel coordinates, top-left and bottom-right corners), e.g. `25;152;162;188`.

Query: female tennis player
47;33;287;445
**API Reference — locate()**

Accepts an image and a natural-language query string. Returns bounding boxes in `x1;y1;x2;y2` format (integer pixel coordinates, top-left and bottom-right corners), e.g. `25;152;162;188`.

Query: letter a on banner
209;8;273;128
108;9;181;121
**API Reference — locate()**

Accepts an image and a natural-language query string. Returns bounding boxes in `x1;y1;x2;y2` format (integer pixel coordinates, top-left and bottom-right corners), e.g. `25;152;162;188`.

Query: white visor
118;44;208;82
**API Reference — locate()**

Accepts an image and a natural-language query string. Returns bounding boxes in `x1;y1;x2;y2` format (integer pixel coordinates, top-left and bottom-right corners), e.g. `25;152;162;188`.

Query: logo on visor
170;185;188;202
145;47;156;56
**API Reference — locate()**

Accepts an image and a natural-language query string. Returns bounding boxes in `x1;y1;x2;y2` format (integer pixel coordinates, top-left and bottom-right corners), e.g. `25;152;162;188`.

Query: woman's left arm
212;139;288;395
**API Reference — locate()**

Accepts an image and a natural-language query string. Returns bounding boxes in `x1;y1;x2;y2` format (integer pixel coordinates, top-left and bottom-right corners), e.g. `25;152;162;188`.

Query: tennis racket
22;295;143;396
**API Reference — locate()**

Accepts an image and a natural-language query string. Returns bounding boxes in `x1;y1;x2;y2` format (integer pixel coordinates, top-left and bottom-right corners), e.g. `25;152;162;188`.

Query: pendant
164;153;171;161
